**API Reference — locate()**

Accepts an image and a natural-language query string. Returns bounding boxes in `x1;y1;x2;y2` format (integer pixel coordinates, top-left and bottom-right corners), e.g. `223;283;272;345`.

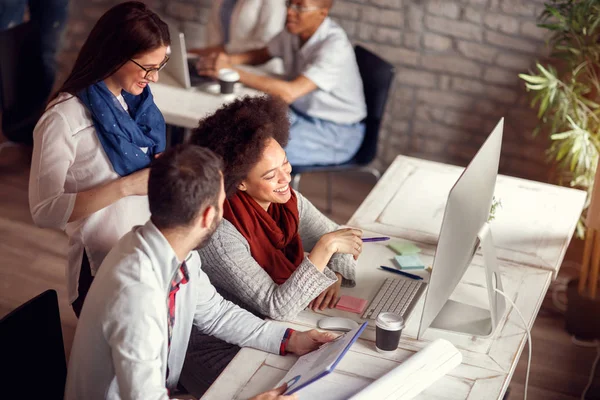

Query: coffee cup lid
218;68;240;82
376;312;405;330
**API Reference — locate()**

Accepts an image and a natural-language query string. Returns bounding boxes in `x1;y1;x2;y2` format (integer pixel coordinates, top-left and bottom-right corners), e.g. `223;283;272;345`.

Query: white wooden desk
150;71;263;129
202;155;586;400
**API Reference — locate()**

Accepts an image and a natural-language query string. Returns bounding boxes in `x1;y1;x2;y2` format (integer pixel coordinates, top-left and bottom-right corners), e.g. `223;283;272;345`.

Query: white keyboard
362;277;427;320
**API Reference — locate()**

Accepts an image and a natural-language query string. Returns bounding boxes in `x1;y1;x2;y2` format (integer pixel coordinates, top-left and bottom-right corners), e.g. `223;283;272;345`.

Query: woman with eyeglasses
29;1;170;317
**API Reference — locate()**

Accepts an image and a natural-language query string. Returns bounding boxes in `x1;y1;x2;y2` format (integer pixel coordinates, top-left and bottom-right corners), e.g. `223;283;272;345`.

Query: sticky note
335;295;368;314
388;242;421;255
393;255;425;270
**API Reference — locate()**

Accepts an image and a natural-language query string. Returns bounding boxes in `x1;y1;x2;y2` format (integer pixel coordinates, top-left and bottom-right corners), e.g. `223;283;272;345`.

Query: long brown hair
56;1;170;98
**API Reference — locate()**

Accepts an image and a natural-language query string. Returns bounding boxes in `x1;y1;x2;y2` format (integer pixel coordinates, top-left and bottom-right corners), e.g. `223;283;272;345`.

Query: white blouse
29;93;152;303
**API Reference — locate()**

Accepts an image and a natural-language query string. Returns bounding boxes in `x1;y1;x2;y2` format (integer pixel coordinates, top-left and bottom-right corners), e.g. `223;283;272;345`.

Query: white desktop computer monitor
417;118;506;339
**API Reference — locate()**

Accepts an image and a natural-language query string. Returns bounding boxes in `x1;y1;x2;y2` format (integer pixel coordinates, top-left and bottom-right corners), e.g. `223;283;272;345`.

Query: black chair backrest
353;45;395;165
0;290;67;399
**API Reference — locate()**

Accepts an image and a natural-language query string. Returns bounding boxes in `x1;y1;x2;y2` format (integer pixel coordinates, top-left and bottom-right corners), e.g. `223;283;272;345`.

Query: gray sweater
198;191;357;321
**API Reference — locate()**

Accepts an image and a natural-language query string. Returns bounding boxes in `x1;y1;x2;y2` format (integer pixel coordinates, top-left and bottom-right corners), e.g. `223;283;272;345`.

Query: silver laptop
164;29;215;89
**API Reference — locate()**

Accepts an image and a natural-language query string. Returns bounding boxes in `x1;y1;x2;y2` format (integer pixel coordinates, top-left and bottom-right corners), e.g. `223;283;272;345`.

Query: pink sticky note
335;295;368;314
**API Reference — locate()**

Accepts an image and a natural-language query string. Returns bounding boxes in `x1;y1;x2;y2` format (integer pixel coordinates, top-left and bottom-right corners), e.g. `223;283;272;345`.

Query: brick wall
58;0;552;181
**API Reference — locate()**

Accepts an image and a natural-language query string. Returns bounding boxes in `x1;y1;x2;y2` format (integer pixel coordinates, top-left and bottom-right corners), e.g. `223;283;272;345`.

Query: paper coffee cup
218;68;239;95
375;312;404;353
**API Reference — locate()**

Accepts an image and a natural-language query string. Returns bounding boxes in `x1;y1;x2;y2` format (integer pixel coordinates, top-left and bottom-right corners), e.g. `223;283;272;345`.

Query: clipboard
278;322;368;395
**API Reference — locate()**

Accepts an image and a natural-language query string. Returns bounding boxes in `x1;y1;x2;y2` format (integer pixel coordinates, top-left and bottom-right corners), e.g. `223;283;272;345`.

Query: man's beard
194;216;221;250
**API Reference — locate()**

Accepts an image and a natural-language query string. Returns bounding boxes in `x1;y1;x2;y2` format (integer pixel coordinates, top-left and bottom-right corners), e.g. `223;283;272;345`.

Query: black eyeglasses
129;56;170;80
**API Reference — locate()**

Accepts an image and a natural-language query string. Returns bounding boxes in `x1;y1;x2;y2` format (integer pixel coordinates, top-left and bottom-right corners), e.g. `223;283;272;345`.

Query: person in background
193;0;286;54
0;0;69;146
196;0;366;167
65;144;335;400
181;95;362;397
29;1;170;317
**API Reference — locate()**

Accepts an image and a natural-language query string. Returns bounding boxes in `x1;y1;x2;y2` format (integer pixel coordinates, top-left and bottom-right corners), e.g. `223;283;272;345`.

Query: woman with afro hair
179;95;362;396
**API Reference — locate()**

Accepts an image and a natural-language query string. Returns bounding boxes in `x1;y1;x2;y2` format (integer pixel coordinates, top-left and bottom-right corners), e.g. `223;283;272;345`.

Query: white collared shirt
267;17;367;125
65;220;287;400
29;93;152;303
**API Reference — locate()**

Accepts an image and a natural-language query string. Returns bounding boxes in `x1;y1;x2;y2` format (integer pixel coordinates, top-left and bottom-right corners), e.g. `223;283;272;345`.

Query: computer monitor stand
428;223;507;338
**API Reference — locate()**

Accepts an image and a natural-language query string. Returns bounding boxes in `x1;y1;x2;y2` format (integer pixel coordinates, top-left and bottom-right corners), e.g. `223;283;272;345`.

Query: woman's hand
307;228;363;271
309;273;342;311
120;167;150;197
195;51;232;77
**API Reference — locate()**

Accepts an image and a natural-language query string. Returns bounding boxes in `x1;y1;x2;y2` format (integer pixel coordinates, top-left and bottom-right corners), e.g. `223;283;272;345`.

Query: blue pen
362;236;390;243
380;265;423;280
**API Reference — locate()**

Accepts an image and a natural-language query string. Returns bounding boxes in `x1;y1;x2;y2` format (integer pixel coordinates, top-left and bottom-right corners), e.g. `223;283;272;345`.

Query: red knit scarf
223;190;304;284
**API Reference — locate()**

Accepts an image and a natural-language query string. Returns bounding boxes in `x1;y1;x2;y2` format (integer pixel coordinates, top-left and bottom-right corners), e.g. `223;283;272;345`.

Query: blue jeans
0;0;69;94
0;0;68;143
286;108;365;166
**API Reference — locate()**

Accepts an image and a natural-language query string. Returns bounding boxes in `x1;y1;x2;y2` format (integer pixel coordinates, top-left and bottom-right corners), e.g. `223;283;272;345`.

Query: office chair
0;290;67;399
0;21;46;146
290;45;396;213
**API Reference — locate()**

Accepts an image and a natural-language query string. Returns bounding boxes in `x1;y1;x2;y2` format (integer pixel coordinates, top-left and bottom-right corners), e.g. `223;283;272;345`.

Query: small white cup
218;68;240;95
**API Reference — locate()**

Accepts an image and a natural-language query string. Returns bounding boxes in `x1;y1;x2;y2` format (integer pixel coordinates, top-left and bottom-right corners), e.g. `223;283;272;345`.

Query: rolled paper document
349;338;462;400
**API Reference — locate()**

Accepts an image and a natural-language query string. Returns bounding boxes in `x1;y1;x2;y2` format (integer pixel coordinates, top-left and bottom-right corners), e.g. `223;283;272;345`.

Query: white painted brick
484;67;519;85
408;4;424;32
456;41;497;62
520;21;548;41
395;87;416;104
423;33;452;51
404;32;420;49
166;2;207;23
484;14;519;35
440;110;483;130
369;0;403;9
420;54;482;78
485;85;518;103
439;75;451;90
427;1;460;20
416;89;473;109
362;6;404;28
501;0;537;17
425;15;483;41
374;27;403;44
414;120;471;141
358;23;375;41
330;1;361;20
474;99;508;118
496;52;534;70
411;136;447;154
464;7;483;24
485;31;538;53
468;0;489;5
396;67;437;88
382;45;420;66
336;19;357;37
452;77;485;94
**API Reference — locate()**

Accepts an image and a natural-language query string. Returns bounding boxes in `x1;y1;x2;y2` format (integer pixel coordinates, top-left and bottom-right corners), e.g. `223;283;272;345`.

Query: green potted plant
519;0;600;340
519;0;600;237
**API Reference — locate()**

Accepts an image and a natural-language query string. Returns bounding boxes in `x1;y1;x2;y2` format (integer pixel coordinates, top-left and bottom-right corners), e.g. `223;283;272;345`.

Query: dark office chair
0;290;67;399
0;21;46;145
290;45;396;213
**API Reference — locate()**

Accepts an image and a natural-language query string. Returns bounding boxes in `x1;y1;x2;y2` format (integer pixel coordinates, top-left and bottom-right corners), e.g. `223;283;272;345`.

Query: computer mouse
317;317;360;332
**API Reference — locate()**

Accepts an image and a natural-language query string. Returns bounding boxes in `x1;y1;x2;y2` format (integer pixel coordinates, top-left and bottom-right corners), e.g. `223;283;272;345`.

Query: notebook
278;322;368;395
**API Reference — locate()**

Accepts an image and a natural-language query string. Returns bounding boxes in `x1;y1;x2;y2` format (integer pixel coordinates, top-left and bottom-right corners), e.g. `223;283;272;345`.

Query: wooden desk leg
579;229;594;295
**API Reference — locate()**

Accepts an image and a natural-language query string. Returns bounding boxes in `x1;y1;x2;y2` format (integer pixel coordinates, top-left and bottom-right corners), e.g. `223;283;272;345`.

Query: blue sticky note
393;255;425;270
